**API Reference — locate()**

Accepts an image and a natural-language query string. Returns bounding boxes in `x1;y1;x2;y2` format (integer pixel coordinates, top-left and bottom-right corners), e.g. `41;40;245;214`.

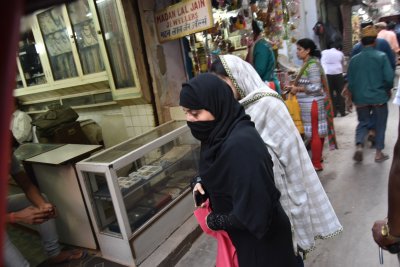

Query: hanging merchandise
287;0;299;15
351;15;361;45
255;0;284;50
229;14;247;31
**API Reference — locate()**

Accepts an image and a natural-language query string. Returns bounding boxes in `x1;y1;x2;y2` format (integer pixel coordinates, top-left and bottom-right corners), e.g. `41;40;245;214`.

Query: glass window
37;7;78;80
114;136;199;233
18;31;47;86
83;172;121;237
16;69;23;89
61;92;113;106
67;0;105;75
95;0;135;89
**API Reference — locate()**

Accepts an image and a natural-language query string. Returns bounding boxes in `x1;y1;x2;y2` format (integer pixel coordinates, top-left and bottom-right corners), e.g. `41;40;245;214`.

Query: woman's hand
193;183;205;195
193;183;207;208
284;85;299;95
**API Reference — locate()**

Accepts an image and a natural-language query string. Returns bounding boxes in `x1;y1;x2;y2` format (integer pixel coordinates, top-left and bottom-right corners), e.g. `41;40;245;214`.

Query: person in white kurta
211;54;343;256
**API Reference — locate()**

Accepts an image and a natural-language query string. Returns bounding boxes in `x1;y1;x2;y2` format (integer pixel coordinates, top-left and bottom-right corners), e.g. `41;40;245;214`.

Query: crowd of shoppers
7;13;400;267
178;17;400;266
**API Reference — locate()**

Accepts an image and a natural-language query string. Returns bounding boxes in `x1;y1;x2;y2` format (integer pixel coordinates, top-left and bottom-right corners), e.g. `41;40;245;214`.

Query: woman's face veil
179;73;247;143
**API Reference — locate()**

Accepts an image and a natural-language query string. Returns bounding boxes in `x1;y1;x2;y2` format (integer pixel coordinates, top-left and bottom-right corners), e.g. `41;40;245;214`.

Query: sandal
375;153;389;163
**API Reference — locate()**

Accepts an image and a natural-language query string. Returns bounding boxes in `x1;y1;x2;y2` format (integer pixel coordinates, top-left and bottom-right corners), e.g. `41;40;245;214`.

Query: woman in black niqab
180;73;297;267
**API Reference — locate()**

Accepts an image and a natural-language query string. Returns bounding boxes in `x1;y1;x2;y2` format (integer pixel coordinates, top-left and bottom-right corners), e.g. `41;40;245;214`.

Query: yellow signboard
155;0;214;42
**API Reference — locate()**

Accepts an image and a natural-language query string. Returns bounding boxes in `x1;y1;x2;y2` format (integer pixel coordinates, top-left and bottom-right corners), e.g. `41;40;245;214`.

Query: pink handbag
194;200;239;267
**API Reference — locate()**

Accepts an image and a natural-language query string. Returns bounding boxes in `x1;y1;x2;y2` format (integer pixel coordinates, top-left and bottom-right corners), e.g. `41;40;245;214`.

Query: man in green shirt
348;25;394;163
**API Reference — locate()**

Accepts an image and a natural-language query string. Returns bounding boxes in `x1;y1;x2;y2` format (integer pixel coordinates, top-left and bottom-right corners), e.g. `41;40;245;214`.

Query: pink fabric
194;200;238;267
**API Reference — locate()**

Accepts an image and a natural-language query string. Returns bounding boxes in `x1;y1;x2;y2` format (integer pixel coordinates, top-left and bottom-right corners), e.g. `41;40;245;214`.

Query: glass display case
76;121;200;266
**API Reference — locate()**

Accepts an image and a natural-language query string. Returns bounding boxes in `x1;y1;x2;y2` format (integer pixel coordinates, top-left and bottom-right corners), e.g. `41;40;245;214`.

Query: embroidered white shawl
219;55;343;253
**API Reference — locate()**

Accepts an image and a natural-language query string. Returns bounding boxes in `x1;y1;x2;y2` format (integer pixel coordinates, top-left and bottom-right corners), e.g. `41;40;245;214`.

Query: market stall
154;0;302;81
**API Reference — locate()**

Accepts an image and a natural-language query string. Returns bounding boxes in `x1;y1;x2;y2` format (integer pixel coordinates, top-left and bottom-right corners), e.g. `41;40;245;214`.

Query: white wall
299;0;319;41
75;103;156;148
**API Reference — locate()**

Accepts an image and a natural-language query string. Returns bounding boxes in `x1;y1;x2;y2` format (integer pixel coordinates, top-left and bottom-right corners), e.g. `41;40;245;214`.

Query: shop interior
182;0;302;79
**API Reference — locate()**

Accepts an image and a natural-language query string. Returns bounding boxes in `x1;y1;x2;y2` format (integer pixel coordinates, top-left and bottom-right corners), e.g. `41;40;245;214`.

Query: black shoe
353;149;363;162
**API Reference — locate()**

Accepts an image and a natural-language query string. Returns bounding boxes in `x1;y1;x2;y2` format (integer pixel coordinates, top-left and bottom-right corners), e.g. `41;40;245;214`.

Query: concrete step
139;215;202;267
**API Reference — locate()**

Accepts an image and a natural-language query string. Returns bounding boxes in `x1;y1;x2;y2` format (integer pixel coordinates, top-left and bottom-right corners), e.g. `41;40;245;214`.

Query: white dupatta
219;55;343;253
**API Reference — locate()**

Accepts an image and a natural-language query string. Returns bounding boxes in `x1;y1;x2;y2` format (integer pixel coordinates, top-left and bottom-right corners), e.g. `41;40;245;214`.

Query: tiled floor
7;223;47;266
6;205;127;267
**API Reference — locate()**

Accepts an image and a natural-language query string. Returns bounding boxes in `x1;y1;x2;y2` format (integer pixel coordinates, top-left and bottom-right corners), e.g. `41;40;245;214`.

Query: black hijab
180;73;280;239
180;73;249;170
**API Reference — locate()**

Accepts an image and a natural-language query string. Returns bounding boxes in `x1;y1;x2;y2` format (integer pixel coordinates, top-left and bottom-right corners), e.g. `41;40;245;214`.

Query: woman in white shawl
210;54;343;258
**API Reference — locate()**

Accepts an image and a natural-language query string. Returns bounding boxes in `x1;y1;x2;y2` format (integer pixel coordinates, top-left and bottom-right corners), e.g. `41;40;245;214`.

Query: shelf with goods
35;4;107;82
16;29;49;89
253;0;302;90
181;1;258;77
182;0;303;86
15;2;108;98
76;121;200;266
15;0;149;109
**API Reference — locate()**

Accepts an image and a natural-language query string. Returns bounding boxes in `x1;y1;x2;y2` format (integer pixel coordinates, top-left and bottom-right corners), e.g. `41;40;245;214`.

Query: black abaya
180;73;297;267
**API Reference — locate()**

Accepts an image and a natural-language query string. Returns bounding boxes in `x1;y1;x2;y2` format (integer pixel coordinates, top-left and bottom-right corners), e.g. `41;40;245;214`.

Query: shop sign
155;0;213;42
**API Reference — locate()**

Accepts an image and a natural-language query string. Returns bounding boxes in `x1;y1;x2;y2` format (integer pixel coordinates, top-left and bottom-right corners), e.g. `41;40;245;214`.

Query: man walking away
351;20;396;148
347;25;394;163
